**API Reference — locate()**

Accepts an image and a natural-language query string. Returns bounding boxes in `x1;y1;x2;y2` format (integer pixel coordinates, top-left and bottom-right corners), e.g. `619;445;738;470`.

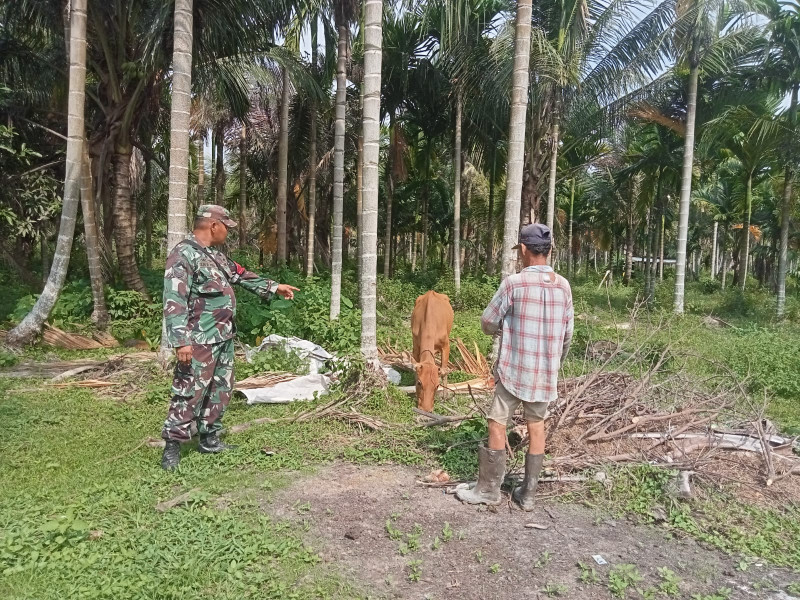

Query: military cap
197;204;238;228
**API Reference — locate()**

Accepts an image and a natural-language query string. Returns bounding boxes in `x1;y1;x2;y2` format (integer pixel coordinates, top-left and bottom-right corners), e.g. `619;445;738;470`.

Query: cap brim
221;218;238;228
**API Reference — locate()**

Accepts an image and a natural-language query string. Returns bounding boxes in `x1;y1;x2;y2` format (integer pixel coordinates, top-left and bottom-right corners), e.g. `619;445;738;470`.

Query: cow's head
415;361;440;412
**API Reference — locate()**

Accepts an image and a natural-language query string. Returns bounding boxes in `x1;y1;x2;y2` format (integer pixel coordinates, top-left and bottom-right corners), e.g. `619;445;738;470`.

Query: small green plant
577;561;600;584
431;536;441;550
690;588;732;600
543;582;569;596
407;559;422;583
406;524;423;552
398;542;410;556
385;519;403;541
608;564;643;598
786;582;800;595
489;563;500;574
535;550;553;569
657;567;681;596
475;549;483;563
442;522;453;542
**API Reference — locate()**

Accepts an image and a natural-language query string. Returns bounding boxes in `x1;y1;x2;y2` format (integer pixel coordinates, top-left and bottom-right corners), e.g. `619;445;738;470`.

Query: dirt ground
268;463;800;600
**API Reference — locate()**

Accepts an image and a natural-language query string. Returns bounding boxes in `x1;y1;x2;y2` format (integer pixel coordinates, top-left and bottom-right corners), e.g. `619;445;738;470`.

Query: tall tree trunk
777;84;797;319
197;136;205;205
307;18;319;278
239;124;247;249
485;148;496;274
711;220;718;279
673;61;699;313
623;213;634;286
113;143;148;296
500;0;532;279
7;0;88;346
453;90;462;290
144;157;153;269
41;231;50;283
81;148;108;324
330;25;348;318
277;67;290;265
545;94;560;239
738;171;753;290
659;211;665;281
567;177;574;278
214;130;225;206
721;225;729;290
421;145;430;269
383;113;395;278
361;0;382;362
167;0;192;256
357;111;364;297
210;128;216;201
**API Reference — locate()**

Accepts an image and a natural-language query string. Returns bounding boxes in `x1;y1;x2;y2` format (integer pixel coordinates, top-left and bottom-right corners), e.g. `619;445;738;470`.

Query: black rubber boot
455;446;506;506
161;440;181;471
198;432;237;454
512;453;544;511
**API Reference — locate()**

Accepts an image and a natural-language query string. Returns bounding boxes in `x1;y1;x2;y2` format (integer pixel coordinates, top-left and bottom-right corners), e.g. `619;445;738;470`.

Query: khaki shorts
487;381;549;425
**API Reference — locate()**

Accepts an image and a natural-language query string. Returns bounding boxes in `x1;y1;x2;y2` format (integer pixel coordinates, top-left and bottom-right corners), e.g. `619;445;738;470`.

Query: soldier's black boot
161;440;181;471
198;432;237;454
512;453;544;511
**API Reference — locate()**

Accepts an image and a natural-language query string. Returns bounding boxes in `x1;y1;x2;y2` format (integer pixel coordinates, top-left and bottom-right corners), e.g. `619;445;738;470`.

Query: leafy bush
236;346;310;379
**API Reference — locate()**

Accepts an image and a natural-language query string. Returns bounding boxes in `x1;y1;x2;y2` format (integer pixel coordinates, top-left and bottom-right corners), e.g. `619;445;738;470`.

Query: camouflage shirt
163;235;278;347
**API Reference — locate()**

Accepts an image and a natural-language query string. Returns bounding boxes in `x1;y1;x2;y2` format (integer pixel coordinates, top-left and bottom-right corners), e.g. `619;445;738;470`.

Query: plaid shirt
482;265;574;403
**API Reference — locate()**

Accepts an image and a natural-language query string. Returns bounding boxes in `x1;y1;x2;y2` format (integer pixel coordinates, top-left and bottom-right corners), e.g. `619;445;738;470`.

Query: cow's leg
441;340;450;388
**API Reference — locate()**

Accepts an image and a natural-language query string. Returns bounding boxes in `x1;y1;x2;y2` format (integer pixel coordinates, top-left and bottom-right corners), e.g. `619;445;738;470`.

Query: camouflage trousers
162;339;235;442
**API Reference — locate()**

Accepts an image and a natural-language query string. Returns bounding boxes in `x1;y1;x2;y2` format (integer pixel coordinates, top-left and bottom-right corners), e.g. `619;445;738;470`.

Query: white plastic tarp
245;334;333;374
241;373;332;404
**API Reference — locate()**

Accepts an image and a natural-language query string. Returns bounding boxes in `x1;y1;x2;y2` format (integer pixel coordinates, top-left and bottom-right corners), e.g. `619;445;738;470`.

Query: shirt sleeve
561;286;574;363
481;279;512;336
228;258;279;300
163;248;194;348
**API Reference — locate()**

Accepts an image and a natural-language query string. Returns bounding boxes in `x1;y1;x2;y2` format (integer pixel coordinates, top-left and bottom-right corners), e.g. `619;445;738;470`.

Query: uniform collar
522;265;553;272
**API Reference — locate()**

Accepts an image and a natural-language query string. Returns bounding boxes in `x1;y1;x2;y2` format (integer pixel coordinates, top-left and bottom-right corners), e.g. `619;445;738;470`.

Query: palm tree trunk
144;156;153;268
357;115;364;296
500;0;533;279
711;221;718;279
421;145;430;269
210;129;216;200
80;147;108;324
330;25;348;318
545;95;560;237
673;62;699;313
383;114;395;278
624;213;634;286
739;172;753;290
214;130;225;205
113;143;148;296
777;84;797;319
239;124;247;249
567;177;574;278
453;90;462;290
197;136;205;204
277;67;290;265
721;225;729;290
167;0;192;258
7;0;88;347
307;18;319;278
659;211;665;281
361;0;382;362
485;148;496;274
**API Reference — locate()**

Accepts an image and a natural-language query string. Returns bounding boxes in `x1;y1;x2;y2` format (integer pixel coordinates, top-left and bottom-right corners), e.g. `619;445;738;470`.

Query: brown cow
411;291;454;412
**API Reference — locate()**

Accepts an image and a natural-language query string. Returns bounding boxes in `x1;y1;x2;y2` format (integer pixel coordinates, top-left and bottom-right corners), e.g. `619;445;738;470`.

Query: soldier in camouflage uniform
161;204;299;470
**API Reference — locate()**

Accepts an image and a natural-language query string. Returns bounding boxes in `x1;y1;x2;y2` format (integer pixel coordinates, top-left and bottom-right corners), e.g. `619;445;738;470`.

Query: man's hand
276;284;300;300
176;345;193;364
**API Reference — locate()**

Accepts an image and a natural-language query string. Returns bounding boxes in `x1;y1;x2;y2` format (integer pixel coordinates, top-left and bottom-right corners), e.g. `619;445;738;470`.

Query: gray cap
512;223;552;249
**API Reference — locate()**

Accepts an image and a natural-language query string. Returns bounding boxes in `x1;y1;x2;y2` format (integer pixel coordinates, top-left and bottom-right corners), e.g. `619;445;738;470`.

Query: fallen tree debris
155;488;201;512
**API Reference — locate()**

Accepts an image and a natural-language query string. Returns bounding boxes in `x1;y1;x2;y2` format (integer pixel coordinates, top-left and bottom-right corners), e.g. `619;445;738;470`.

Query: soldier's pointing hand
276;284;300;300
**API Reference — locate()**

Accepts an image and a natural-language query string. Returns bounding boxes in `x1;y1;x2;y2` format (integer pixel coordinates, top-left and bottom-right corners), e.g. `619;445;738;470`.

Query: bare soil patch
269;463;800;600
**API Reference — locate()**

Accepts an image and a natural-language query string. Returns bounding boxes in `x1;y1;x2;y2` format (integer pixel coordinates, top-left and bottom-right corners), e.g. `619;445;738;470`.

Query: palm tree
6;0;87;347
277;66;290;265
671;0;763;312
306;14;319;277
330;5;349;318
166;0;193;253
361;0;383;362
500;0;533;278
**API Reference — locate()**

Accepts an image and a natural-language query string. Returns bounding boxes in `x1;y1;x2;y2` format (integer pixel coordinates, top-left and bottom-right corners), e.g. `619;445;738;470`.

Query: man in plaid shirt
456;224;573;510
